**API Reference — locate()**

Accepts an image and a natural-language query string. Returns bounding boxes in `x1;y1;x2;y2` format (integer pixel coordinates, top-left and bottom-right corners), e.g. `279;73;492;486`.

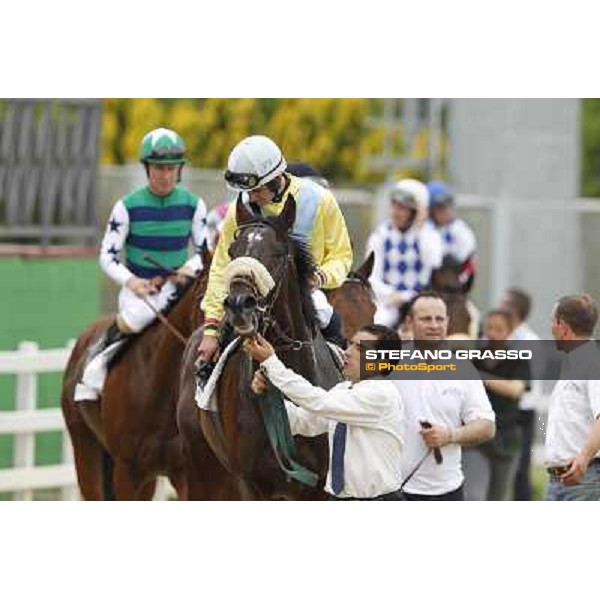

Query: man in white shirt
500;288;543;500
545;294;600;501
395;291;496;500
244;325;404;500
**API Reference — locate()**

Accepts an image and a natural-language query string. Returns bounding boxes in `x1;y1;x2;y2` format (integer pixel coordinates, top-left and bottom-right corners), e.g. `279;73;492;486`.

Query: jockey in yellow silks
197;135;353;364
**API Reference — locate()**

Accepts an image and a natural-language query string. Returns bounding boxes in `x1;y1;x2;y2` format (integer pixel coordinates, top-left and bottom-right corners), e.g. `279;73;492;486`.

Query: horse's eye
223;297;232;310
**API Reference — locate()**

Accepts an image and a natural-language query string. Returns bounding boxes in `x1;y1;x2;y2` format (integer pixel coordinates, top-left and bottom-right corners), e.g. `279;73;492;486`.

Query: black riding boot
320;310;346;348
85;322;127;366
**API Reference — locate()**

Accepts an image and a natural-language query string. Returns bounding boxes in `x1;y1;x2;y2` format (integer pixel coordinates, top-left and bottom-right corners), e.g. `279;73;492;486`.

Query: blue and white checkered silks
382;226;431;294
437;219;476;263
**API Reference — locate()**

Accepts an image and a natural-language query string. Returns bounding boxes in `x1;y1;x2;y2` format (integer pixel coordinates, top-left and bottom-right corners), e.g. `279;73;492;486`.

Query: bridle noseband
227;223;312;353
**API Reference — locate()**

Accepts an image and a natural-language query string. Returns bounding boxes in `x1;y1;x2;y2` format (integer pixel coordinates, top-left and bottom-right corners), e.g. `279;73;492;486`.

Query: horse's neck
271;275;341;389
162;282;200;336
269;275;317;374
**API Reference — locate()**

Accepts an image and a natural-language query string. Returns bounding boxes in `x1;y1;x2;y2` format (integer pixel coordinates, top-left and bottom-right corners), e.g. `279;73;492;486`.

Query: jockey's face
390;201;414;231
430;203;454;227
148;164;180;197
343;330;379;383
248;176;284;206
408;297;448;341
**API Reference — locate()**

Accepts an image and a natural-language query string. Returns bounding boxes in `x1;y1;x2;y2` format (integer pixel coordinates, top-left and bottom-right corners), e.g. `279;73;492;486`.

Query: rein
140;296;189;347
229;240;312;352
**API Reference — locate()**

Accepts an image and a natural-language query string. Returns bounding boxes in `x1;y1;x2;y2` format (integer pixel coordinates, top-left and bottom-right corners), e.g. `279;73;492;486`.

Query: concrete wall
448;99;582;337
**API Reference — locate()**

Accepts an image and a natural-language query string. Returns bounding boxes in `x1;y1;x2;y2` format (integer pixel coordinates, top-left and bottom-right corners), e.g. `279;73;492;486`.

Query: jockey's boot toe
320;310;346;349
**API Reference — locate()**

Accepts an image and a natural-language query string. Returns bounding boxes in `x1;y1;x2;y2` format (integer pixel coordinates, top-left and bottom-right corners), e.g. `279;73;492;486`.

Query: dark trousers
402;485;464;501
330;490;404;501
513;409;535;501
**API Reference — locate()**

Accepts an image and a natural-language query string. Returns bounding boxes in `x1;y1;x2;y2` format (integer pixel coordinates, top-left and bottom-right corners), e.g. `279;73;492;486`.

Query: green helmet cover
140;128;186;164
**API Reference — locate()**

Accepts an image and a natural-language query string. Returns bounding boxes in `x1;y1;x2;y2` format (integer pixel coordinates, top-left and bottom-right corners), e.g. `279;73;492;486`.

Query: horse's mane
290;233;319;333
438;254;463;273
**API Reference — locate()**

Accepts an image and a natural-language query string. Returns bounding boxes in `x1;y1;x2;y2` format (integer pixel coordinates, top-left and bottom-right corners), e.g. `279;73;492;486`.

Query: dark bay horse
61;252;218;500
326;251;376;341
430;255;474;338
178;196;342;500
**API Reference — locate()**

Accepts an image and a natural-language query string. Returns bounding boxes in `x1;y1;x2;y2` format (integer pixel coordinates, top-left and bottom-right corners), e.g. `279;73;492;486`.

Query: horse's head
431;255;464;295
223;195;296;337
327;252;376;340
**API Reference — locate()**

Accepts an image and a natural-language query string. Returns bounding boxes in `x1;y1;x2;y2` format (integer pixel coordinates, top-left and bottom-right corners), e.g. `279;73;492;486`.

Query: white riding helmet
389;179;430;212
224;135;287;192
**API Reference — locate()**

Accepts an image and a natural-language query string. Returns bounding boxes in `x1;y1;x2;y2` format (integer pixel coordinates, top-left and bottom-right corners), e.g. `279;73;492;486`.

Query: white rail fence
0;341;172;500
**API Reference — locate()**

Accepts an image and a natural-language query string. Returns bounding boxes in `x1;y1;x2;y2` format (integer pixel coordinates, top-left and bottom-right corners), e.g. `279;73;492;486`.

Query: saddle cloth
195;337;242;411
194;338;345;412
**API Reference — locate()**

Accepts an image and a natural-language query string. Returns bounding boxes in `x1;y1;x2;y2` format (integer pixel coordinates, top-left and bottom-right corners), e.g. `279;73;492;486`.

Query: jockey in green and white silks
74;128;207;403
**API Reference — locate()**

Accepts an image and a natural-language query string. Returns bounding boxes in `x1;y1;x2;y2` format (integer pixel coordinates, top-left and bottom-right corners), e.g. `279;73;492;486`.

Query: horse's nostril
243;296;257;310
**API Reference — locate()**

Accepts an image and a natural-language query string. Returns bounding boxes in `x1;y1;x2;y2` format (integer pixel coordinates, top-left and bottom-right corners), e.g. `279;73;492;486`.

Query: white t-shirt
394;375;495;495
261;355;404;499
545;341;600;466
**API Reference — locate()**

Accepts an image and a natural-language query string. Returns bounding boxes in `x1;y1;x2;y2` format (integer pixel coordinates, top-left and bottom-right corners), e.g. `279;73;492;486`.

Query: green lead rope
254;383;319;488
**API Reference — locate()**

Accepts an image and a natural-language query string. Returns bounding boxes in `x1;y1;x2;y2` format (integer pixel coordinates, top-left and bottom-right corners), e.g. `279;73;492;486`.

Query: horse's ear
236;194;253;226
277;195;296;232
356;251;375;281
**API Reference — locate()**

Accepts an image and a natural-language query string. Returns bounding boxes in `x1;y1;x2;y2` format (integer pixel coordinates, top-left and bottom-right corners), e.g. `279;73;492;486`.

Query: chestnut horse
326;251;376;341
178;196;342;500
61;251;225;500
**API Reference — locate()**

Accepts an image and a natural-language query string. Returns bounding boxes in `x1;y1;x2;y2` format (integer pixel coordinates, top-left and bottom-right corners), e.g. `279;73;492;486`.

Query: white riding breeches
311;289;334;329
118;281;178;333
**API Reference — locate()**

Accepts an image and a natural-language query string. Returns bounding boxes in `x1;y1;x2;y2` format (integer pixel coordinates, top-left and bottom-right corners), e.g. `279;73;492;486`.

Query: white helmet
389;178;430;211
224;135;287;192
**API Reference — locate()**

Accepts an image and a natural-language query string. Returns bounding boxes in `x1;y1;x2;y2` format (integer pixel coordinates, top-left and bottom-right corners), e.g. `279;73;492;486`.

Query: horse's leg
166;469;189;501
238;478;262;500
112;460;156;500
69;421;106;501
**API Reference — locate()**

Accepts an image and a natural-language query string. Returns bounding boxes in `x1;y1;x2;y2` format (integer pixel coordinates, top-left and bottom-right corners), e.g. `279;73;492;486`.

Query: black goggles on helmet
224;171;261;190
147;145;185;162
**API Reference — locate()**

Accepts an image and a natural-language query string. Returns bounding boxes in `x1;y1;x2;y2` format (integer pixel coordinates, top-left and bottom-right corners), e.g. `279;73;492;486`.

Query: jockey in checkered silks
366;179;443;329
